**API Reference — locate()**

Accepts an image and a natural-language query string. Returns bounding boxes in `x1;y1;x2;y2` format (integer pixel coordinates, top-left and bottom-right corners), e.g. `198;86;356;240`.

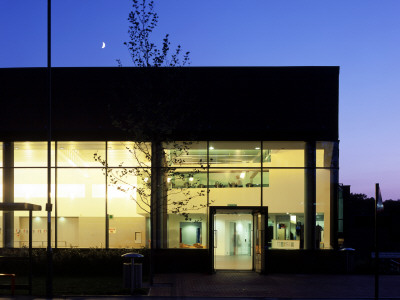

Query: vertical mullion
207;141;210;248
54;141;58;249
105;141;109;249
260;141;263;208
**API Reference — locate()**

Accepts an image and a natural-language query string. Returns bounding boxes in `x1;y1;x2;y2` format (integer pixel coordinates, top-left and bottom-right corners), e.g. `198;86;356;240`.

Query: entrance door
210;206;268;272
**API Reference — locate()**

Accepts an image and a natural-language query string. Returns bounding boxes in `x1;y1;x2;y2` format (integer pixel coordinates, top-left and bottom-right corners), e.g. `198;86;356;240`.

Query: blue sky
1;0;399;199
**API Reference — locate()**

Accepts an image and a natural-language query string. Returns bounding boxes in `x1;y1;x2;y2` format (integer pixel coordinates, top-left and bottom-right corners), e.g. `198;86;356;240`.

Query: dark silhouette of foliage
97;1;208;222
121;0;190;67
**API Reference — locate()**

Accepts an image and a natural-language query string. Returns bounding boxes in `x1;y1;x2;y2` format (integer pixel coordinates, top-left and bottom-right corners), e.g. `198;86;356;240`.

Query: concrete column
330;141;339;249
3;142;14;248
304;141;316;250
151;141;167;249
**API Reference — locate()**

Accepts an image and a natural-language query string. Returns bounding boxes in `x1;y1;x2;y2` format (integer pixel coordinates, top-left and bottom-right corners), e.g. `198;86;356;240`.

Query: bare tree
100;0;209;238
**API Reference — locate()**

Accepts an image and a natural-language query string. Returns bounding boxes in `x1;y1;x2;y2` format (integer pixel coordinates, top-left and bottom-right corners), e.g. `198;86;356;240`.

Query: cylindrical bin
134;263;143;288
122;252;144;294
340;248;355;273
123;263;131;288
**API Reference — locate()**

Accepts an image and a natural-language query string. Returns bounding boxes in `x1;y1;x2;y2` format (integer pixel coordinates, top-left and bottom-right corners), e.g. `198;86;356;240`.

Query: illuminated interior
1;141;335;250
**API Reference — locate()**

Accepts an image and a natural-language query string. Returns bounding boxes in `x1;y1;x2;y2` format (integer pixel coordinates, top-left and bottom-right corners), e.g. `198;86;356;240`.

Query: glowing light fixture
167;178;171;183
209;146;214;150
240;172;246;179
255;147;260;150
189;176;194;182
35;217;41;221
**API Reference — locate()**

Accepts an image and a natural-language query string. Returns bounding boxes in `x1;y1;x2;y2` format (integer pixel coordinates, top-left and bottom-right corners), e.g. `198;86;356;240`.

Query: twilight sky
1;0;399;200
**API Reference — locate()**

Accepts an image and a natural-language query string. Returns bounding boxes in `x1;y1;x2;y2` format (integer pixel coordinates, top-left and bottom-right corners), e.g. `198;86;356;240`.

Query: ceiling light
209;146;214;150
255;147;260;150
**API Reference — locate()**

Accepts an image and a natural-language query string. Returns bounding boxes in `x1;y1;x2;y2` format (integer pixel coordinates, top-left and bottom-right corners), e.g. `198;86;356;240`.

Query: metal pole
29;210;32;295
46;0;53;297
105;141;109;249
374;183;379;300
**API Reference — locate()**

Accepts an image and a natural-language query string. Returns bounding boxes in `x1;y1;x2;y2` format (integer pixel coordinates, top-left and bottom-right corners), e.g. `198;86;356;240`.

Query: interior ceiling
12;141;308;166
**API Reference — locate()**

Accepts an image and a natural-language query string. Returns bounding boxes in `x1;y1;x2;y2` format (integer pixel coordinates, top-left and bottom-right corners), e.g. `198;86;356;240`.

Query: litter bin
340;248;355;273
122;252;144;294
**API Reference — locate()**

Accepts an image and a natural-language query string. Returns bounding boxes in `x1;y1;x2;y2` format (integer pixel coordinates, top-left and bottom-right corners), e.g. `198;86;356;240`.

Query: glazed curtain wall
164;141;337;250
1;141;337;249
1;141;149;249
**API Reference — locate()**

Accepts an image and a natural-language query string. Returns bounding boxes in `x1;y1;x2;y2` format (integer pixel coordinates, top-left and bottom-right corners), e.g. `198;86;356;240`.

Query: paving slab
149;272;400;299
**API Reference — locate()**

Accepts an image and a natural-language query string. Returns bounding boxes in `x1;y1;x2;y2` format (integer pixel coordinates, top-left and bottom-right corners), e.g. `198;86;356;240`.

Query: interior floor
215;254;252;270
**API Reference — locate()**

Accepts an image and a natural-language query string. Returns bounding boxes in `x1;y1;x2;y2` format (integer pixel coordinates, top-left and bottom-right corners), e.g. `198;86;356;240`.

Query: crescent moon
102;42;106;49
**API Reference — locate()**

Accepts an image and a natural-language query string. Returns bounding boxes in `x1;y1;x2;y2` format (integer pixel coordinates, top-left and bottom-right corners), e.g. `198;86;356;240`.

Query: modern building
0;66;339;273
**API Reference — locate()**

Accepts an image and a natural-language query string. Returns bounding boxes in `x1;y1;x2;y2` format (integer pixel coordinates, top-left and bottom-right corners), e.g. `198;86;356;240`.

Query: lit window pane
209;169;261;207
316;141;337;168
14;142;55;167
107;141;151;167
166;168;207;249
57;168;105;248
263;141;305;167
108;168;149;248
209;141;261;168
164;141;207;168
58;142;105;167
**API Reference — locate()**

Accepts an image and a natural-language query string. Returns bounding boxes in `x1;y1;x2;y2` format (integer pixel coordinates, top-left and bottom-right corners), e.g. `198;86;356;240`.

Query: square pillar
304;141;316;250
3;142;14;248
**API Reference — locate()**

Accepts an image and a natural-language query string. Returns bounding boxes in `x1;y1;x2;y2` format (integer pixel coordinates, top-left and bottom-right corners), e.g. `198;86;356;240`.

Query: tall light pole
46;0;53;297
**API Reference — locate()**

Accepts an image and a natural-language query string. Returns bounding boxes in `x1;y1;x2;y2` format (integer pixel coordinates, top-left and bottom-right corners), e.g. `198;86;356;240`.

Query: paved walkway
149;272;400;298
0;273;399;300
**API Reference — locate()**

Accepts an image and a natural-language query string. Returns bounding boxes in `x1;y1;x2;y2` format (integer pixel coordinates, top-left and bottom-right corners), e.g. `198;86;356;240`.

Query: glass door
210;206;268;273
213;211;253;270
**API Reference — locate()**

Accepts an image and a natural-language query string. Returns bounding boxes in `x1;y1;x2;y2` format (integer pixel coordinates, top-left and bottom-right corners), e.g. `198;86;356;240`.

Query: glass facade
0;140;337;250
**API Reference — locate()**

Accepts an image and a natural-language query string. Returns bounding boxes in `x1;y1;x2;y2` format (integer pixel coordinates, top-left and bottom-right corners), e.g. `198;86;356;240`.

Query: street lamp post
46;0;53;297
